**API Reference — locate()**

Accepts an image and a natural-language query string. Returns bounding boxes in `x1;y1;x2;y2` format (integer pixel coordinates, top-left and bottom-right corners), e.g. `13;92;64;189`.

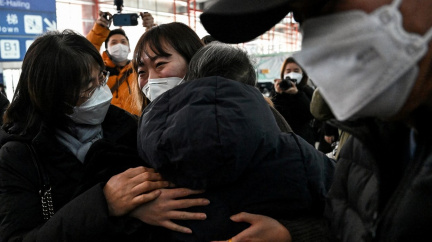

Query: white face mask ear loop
423;26;432;43
391;0;403;8
179;75;186;85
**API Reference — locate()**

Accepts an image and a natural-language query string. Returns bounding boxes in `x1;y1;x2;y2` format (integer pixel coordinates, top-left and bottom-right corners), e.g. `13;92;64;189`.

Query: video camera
111;0;139;26
279;76;296;91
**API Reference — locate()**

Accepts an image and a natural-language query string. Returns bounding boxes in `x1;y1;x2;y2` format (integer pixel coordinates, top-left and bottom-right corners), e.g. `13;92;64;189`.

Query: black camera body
279;77;294;91
113;13;139;26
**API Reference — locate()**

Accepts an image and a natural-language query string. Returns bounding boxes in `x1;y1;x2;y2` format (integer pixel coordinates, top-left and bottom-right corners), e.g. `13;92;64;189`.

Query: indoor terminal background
0;0;302;99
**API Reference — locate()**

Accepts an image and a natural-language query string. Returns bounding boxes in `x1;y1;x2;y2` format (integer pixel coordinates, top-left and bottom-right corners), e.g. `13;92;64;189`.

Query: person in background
0;91;9;126
137;40;334;241
272;57;315;145
86;11;155;116
0;30;209;242
201;0;432;241
310;88;349;159
0;83;7;98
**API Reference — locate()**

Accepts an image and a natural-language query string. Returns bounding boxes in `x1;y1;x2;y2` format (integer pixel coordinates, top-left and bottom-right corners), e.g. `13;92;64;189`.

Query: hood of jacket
137;76;282;189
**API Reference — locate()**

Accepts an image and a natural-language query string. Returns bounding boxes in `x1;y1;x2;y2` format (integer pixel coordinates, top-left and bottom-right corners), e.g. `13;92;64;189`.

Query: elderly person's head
185;42;256;86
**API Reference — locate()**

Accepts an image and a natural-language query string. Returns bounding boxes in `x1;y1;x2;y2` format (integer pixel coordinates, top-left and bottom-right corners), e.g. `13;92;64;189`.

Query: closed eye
156;62;167;68
138;70;146;76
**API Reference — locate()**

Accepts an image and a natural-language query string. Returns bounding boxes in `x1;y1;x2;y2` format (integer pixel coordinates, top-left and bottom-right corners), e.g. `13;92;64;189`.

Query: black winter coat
0;105;150;242
272;87;315;145
326;115;432;241
138;76;335;242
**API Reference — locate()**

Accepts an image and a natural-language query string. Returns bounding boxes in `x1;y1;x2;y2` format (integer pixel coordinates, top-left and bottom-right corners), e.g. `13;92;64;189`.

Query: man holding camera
86;11;155;116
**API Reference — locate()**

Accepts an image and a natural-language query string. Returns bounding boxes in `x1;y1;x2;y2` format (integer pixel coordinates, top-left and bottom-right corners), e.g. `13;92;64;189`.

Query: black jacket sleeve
0;142;132;242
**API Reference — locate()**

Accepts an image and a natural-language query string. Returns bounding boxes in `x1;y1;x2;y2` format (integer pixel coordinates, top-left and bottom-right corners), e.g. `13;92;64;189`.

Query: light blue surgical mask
68;85;113;125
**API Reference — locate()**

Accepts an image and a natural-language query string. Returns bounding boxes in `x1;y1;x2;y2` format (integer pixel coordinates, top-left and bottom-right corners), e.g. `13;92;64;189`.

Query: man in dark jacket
200;0;432;241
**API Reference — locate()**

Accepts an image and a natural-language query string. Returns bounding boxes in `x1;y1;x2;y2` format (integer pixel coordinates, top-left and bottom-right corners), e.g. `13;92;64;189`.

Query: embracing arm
0;141;166;241
0;157;158;241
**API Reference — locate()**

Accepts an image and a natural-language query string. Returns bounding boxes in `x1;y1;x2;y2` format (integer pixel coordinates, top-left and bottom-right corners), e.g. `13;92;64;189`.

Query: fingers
230;212;257;223
132;189;162;205
165;210;207;221
123;166;155;178
160;220;193;234
132;180;169;195
132;169;164;182
140;12;155;28
96;11;112;28
164;187;205;199
166;197;210;210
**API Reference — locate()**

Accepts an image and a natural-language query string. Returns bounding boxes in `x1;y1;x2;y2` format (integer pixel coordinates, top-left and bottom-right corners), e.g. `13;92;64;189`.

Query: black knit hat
200;0;326;44
105;29;129;48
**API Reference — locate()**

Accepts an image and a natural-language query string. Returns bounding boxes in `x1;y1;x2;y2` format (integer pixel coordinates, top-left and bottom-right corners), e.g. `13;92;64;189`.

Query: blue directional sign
0;0;57;62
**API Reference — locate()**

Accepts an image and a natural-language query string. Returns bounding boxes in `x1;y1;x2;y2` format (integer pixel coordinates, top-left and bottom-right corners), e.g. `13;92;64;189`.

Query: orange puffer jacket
86;23;143;116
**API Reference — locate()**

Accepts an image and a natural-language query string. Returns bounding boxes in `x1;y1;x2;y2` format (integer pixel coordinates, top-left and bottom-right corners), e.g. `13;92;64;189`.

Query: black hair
133;22;204;73
3;30;104;135
104;28;129;49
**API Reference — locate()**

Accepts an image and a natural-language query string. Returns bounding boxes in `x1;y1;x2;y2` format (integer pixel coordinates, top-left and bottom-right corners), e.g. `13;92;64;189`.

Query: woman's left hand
103;167;169;217
130;188;210;234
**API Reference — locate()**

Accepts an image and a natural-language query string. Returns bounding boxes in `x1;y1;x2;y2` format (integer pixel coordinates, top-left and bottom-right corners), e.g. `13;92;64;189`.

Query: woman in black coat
272;57;316;145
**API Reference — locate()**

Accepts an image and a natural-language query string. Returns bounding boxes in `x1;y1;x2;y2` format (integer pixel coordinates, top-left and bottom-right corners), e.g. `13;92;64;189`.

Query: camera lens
279;79;291;91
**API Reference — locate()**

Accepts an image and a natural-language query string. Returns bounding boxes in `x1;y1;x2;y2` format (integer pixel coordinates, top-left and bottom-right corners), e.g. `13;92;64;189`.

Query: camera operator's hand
140;12;156;30
274;78;298;95
97;11;113;29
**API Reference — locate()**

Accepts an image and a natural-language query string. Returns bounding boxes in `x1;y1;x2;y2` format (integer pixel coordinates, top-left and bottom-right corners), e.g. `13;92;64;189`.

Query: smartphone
113;13;139;26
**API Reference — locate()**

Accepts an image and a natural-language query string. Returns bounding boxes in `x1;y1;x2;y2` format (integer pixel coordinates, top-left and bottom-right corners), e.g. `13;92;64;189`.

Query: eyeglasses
80;70;110;99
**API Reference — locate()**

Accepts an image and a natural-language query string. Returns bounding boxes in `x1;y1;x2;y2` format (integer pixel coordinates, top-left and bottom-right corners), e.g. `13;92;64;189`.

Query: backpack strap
110;68;133;97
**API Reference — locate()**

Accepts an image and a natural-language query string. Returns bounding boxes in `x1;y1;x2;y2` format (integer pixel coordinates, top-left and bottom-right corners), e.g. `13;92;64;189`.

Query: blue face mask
68;85;113;125
294;0;432;121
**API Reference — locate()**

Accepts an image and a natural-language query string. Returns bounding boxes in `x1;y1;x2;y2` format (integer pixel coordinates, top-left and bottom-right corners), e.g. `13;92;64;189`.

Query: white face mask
68;85;113;125
284;72;303;84
141;77;184;102
108;44;130;63
293;0;432;121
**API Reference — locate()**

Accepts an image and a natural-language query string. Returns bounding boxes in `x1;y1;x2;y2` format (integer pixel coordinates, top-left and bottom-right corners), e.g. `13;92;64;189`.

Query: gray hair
185;42;257;86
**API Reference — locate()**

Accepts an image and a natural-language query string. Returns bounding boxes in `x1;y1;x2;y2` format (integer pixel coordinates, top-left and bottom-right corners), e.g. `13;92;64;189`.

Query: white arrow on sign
44;18;57;31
